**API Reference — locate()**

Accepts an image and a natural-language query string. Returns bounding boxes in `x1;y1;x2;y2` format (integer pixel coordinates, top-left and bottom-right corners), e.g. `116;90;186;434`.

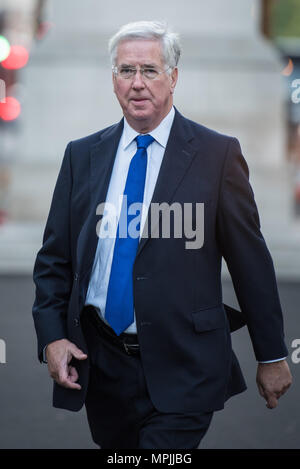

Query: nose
131;69;145;89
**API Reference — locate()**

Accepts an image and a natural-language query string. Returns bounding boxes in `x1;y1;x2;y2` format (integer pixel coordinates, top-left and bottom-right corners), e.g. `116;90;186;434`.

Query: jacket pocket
191;304;226;332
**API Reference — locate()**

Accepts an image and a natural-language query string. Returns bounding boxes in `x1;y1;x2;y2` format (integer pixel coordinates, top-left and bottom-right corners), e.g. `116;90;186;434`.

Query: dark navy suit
32;109;288;425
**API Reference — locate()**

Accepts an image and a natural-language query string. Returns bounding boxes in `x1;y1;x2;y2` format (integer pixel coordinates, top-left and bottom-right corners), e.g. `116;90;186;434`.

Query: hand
46;339;88;390
256;359;292;409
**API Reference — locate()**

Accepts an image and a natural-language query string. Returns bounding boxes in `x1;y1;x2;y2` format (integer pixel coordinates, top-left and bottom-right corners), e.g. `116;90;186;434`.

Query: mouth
130;98;149;104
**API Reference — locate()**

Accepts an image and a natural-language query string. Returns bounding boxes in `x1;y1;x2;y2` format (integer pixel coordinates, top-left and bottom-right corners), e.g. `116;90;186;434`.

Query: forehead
116;39;164;65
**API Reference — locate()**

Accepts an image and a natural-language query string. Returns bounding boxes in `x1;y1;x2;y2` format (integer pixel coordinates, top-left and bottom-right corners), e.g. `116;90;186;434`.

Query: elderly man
32;21;292;449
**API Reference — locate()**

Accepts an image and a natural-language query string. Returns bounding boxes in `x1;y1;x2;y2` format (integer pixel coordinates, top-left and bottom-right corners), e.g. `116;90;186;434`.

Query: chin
129;101;153;115
128;109;151;121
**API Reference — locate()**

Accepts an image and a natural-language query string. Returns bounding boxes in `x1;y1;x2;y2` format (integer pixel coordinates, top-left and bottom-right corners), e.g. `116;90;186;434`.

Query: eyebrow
119;63;159;68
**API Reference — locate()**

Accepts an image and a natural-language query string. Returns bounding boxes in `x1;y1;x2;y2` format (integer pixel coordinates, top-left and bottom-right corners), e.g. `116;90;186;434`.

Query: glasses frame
112;64;172;80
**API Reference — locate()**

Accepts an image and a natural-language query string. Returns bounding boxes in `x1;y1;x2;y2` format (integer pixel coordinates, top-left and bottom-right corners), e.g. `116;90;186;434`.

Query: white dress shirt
85;106;175;333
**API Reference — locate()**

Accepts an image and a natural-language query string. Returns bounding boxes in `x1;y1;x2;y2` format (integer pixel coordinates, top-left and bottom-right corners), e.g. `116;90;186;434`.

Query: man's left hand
256;359;292;409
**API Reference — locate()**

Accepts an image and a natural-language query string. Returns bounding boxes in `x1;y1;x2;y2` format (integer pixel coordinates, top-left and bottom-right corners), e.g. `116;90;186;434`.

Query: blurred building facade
0;0;299;278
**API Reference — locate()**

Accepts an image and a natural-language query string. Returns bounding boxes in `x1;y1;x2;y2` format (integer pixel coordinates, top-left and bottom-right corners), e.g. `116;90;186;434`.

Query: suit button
74;318;80;327
74;273;79;281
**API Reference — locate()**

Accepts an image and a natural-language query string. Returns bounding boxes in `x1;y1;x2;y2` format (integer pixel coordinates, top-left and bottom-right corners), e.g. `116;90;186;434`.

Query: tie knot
135;134;154;150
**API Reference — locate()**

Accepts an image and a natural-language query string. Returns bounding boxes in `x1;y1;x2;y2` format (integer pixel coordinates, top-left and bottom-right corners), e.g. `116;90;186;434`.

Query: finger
266;394;278;409
60;379;82;390
50;364;67;382
283;382;292;393
57;367;68;384
273;385;288;400
57;375;82;390
275;387;288;399
69;345;88;361
257;383;266;398
57;368;81;390
68;366;79;383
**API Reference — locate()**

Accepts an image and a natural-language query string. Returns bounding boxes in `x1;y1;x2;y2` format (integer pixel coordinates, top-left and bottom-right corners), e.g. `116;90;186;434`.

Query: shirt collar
122;106;175;150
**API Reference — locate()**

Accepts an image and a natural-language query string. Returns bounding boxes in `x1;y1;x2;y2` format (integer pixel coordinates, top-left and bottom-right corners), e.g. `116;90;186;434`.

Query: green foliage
271;0;300;37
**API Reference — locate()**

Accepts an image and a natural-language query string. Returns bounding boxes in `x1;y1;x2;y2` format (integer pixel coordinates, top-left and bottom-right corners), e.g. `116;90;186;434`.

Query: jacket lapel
89;119;124;210
78;119;124;276
137;109;198;257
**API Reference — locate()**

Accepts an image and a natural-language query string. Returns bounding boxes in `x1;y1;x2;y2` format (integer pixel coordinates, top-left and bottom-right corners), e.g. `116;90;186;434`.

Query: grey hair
108;20;181;72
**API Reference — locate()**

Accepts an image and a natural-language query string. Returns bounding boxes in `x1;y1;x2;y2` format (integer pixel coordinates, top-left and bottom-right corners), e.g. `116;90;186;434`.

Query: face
112;39;178;133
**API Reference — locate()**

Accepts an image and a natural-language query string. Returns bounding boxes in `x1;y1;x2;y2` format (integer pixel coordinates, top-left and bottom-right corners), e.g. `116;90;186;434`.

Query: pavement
0;275;299;449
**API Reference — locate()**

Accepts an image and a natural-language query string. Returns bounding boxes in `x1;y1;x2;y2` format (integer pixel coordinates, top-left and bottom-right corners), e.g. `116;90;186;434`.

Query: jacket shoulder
182;114;236;146
175;111;243;169
69;122;120;149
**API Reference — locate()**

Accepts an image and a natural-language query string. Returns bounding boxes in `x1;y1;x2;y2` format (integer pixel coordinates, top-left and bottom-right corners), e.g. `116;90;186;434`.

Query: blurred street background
0;0;299;449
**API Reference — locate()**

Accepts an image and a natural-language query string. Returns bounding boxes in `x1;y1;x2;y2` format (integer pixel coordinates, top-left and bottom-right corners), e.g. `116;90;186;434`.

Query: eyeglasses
112;65;172;80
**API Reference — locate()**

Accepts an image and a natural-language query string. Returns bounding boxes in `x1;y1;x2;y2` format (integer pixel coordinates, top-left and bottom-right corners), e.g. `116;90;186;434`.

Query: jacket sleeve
32;142;73;362
216;137;288;362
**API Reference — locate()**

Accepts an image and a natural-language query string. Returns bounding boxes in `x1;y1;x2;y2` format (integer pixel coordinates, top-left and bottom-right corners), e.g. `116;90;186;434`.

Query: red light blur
1;45;29;70
0;96;21;121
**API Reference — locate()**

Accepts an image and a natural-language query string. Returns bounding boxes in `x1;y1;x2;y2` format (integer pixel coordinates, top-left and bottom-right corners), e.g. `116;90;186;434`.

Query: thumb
265;392;278;409
69;344;88;360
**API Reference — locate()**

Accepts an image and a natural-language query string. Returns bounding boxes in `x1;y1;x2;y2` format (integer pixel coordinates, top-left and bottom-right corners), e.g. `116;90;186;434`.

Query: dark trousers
81;307;213;449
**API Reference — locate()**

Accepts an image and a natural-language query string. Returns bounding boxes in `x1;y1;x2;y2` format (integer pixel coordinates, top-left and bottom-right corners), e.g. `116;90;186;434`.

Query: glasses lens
119;67;136;79
143;68;159;79
116;66;164;79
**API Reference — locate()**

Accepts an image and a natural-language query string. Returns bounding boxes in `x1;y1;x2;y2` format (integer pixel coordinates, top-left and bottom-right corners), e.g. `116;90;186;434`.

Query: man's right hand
45;339;88;390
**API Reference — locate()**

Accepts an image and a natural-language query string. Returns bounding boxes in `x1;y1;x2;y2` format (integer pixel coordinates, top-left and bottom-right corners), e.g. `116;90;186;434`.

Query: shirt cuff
42;346;48;364
258;357;287;364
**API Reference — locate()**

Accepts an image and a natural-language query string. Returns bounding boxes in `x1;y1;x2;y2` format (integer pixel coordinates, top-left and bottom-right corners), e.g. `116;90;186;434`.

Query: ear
170;67;178;94
112;72;117;94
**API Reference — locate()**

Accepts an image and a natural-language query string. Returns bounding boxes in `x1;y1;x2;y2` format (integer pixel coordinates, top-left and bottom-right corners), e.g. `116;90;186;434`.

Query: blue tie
105;134;154;335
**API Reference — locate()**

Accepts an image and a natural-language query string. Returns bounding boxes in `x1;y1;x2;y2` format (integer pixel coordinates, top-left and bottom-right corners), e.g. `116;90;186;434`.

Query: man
32;21;292;449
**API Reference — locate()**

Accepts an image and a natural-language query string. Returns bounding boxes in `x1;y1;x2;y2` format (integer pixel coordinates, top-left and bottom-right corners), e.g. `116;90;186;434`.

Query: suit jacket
32;108;288;413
